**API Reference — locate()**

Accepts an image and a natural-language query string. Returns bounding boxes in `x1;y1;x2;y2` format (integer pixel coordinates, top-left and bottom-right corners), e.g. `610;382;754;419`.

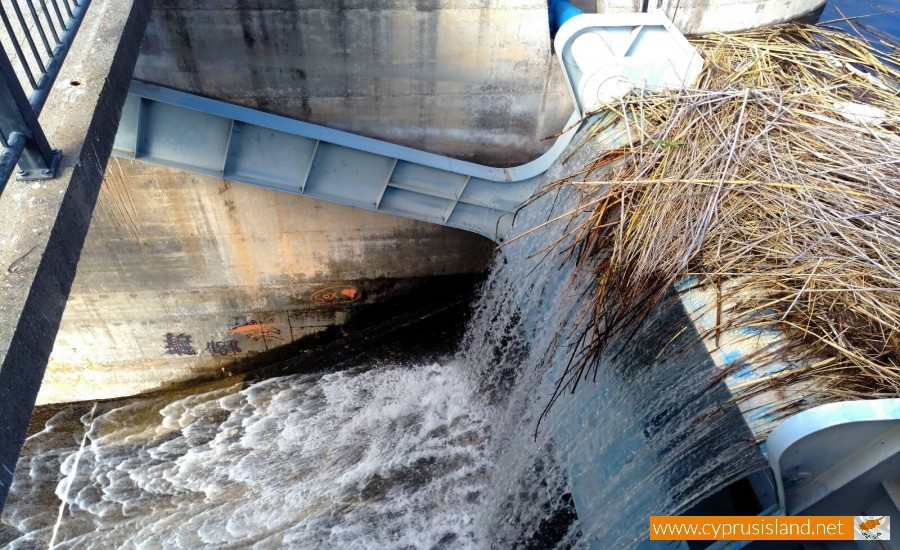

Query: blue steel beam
113;15;699;242
113;81;583;242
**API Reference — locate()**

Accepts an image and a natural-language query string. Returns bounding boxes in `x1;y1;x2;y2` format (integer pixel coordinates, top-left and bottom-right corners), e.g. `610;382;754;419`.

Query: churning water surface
1;3;897;548
0;137;764;550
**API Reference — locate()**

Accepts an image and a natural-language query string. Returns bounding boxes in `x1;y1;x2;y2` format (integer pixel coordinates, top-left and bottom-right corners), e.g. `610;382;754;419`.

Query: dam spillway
0;0;896;540
0;151;767;547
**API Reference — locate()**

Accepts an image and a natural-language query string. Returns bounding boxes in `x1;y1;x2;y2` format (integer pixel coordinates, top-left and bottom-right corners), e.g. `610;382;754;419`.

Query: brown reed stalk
542;23;900;425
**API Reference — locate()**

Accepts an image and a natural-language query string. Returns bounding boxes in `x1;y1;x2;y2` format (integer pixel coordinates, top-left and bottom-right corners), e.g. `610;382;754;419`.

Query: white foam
4;363;495;548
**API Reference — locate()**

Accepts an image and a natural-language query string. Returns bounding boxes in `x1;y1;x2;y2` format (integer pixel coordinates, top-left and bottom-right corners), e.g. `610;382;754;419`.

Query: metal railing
0;0;90;192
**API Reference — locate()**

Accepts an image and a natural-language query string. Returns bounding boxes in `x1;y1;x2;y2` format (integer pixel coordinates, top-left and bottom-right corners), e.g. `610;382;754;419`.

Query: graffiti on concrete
165;333;197;356
312;285;361;305
228;319;284;342
206;340;242;356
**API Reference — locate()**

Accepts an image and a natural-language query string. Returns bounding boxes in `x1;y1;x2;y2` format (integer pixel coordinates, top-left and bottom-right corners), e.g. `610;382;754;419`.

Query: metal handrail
0;0;91;192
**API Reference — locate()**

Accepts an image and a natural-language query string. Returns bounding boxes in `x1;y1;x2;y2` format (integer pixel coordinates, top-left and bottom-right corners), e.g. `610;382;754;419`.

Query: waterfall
0;131;764;550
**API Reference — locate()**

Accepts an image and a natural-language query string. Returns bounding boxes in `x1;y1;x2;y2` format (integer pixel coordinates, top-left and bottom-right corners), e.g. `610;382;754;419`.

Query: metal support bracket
554;12;703;115
0;42;60;187
15;147;61;181
766;398;900;516
0;45;59;177
0;0;92;190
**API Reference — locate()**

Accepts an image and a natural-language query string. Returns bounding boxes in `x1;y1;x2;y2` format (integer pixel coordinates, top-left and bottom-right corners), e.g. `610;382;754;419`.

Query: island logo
854;516;890;541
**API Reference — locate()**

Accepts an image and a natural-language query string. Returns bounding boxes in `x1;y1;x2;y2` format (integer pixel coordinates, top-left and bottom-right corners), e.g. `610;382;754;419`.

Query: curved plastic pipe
549;0;584;35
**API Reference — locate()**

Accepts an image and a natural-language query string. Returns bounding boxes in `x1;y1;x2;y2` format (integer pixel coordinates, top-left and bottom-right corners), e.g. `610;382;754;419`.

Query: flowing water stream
0;134;765;550
1;3;895;547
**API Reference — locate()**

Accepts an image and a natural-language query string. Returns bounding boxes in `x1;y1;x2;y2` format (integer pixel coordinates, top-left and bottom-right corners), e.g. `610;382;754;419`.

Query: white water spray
1;139;763;549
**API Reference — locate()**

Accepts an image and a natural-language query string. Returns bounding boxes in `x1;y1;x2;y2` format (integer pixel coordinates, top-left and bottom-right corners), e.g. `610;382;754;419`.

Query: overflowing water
0;129;767;549
2;3;896;548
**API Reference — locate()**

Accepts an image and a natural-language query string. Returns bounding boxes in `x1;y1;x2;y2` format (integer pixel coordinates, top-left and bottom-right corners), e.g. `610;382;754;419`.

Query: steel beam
114;81;584;242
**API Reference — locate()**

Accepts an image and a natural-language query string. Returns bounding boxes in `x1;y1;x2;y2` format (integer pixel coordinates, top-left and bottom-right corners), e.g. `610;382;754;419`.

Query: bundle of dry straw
543;23;900;414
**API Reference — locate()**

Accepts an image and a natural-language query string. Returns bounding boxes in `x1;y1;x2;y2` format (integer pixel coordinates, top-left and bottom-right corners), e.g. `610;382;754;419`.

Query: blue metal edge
127;80;584;184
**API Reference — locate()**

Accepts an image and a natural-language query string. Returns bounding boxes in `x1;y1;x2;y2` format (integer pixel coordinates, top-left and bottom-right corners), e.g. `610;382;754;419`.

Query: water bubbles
3;364;494;549
2;133;762;549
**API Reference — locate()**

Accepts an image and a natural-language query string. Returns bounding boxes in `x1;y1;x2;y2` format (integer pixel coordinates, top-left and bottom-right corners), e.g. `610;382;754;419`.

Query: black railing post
0;41;61;186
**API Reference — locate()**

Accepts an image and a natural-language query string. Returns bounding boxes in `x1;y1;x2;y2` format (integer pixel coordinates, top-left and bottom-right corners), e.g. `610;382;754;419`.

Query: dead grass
537;23;900;421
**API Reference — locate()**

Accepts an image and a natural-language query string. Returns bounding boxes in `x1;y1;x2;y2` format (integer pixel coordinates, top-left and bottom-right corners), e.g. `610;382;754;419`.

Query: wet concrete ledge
0;0;153;512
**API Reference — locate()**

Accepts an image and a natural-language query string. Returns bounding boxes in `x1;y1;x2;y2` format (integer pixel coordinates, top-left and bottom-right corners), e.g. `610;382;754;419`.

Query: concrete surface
39;159;494;404
134;0;574;166
590;0;825;34
32;0;576;404
0;0;152;513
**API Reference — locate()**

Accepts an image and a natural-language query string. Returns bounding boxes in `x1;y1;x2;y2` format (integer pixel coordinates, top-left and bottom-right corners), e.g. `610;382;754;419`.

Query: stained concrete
0;0;152;513
40;159;494;404
591;0;825;34
134;0;574;166
34;0;577;404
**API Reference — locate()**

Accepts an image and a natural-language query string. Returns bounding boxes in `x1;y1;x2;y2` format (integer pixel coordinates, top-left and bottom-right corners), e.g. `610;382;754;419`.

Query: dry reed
540;23;900;420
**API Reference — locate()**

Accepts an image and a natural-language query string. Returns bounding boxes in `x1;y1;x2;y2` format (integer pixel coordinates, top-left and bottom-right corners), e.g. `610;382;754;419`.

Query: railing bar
0;6;37;89
23;0;53;58
10;0;45;74
37;0;60;44
0;38;59;175
56;0;71;19
0;132;27;194
28;0;91;115
49;0;65;31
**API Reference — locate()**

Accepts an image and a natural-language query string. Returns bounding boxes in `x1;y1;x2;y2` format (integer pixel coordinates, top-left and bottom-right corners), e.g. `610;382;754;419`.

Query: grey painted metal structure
0;0;90;188
554;12;703;115
114;14;703;242
114;81;583;242
767;399;900;521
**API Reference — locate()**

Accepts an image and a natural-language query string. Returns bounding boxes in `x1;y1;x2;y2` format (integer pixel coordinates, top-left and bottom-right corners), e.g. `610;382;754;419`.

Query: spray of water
0;139;764;549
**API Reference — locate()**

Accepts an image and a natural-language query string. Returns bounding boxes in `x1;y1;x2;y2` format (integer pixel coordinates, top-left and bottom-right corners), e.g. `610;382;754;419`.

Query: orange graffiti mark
228;319;284;341
312;286;361;305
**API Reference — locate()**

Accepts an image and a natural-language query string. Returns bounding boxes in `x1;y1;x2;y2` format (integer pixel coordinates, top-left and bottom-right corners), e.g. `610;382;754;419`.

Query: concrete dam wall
134;0;574;165
39;0;574;404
